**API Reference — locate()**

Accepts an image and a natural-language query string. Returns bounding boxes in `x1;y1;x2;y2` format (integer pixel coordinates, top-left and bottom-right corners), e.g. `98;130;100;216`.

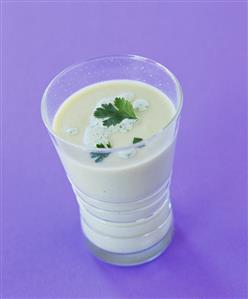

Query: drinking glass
41;55;183;266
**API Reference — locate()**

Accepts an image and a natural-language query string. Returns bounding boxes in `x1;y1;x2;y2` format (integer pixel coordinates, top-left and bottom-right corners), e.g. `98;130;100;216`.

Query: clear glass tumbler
41;55;183;266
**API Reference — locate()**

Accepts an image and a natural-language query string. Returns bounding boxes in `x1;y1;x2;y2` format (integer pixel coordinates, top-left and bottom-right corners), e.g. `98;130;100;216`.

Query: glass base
85;223;174;266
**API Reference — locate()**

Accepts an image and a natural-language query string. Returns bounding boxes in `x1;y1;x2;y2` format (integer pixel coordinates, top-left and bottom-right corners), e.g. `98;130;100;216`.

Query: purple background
2;2;247;299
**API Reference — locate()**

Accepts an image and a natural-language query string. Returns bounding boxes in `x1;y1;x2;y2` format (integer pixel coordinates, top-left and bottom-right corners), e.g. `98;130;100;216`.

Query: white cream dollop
83;126;110;146
119;118;137;133
65;127;78;136
83;94;148;159
133;99;149;112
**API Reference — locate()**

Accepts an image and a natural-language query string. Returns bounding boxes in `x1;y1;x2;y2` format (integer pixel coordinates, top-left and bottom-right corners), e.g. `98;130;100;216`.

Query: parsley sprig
133;137;143;144
90;142;112;163
133;137;145;148
94;97;137;127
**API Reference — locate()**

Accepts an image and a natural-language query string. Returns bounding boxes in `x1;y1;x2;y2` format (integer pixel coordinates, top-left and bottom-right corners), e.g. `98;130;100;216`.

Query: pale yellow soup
53;80;175;148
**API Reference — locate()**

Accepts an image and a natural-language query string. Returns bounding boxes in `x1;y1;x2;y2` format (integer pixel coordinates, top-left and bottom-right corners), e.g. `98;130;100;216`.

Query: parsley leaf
90;142;112;163
96;142;111;149
133;137;143;144
94;97;137;127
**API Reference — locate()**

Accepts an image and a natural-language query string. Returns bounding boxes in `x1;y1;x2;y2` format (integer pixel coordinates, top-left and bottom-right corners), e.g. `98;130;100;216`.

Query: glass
41;55;183;266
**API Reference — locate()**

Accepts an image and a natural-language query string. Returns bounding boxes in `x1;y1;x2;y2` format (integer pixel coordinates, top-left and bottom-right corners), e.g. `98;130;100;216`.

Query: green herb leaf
114;97;137;119
94;97;137;127
90;142;112;163
96;142;111;149
133;137;143;144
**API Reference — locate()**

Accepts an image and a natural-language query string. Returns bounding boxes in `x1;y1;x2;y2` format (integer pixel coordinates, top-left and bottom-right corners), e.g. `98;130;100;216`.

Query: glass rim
41;54;183;153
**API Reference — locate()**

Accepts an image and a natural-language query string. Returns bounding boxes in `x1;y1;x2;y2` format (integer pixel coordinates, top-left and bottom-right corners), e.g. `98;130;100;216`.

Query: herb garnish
90;142;112;163
133;137;143;144
94;97;137;127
